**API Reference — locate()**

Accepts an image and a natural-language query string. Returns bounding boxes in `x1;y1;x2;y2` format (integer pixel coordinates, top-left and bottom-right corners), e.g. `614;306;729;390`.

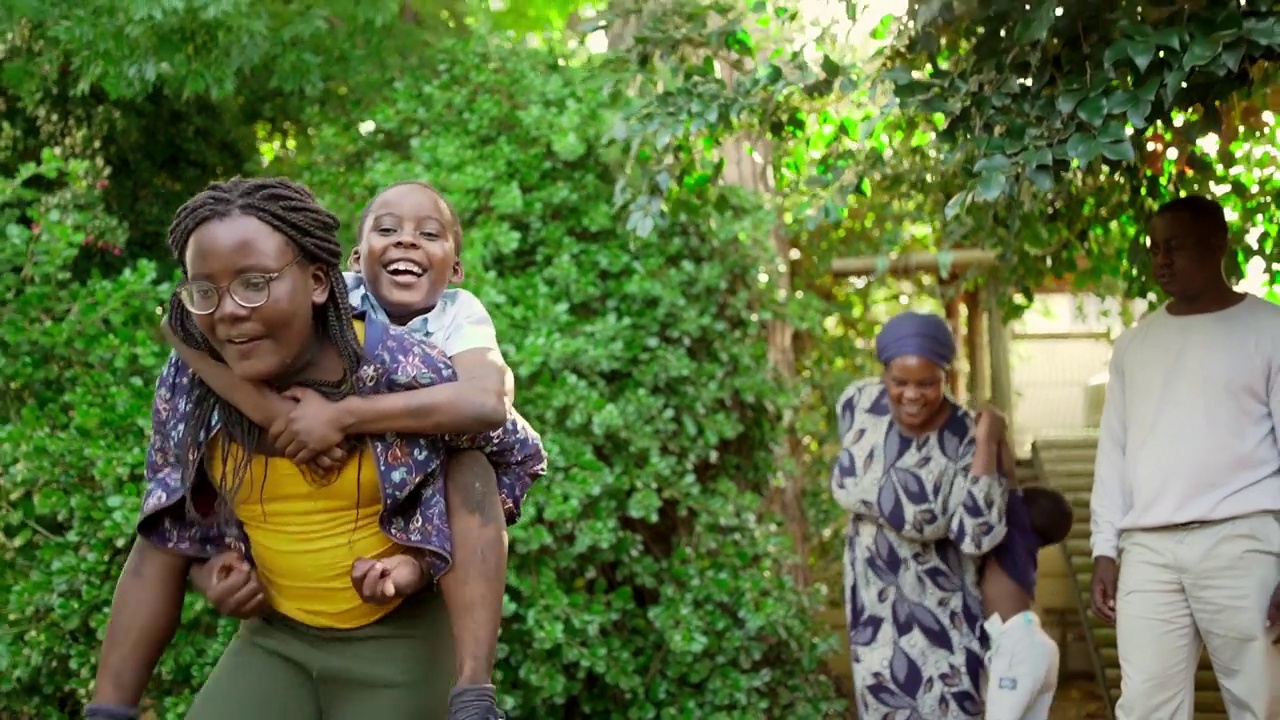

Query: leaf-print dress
830;379;1009;719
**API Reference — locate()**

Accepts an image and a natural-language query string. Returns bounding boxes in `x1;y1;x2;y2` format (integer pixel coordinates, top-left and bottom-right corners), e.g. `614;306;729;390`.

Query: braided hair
167;177;364;520
347;180;464;271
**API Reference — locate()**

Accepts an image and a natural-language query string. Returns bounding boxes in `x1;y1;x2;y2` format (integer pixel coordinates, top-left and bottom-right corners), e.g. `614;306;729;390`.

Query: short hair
354;181;464;255
1022;486;1073;548
1154;195;1228;242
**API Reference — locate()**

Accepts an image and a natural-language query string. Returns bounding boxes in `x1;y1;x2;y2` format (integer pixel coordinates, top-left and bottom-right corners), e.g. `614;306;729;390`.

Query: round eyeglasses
175;256;302;315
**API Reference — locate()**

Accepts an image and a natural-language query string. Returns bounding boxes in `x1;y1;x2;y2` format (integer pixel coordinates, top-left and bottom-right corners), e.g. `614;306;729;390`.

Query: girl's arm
339;347;511;435
161;319;290;429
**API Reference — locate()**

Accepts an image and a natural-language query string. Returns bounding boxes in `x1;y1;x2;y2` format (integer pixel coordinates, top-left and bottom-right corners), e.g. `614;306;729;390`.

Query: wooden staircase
1031;434;1228;720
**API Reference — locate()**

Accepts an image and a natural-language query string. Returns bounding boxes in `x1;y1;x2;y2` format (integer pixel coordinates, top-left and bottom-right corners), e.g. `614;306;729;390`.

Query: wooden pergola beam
830;249;999;279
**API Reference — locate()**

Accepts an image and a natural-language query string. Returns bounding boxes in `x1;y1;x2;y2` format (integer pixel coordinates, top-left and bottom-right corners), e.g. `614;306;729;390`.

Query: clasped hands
270;386;353;474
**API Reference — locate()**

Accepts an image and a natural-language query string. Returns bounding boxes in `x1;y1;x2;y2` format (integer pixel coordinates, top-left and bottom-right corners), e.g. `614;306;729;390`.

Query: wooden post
945;294;963;399
964;290;987;402
986;282;1014;433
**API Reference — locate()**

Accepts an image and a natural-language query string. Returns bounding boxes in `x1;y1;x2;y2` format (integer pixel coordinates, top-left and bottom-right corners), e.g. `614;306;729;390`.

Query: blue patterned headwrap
874;311;956;368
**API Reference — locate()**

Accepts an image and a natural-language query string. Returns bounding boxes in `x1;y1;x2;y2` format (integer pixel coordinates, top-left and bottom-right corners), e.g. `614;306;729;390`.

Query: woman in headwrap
831;311;1010;719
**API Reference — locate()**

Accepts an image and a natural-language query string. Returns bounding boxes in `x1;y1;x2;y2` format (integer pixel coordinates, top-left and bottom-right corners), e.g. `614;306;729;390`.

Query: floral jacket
136;311;547;578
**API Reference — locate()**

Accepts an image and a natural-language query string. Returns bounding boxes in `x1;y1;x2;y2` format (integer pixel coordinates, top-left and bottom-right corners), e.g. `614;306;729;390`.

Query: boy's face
354;184;460;321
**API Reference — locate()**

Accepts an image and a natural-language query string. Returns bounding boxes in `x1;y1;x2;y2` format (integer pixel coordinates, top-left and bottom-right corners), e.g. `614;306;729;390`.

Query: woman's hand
975;406;1008;445
350;555;428;604
268;387;350;466
191;552;270;619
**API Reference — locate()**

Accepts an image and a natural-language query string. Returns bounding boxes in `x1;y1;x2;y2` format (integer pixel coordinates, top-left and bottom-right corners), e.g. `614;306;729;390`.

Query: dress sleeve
135;353;232;558
942;433;1009;556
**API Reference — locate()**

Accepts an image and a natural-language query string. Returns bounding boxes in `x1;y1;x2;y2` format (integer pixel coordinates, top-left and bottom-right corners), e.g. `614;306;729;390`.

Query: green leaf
975;171;1006;202
1066;133;1103;166
1182;35;1222;70
1015;4;1056;44
1101;141;1135;162
1097;121;1127;144
1127;41;1157;73
1152;27;1184;50
1076;95;1107;127
1027;167;1054;191
974;154;1012;174
1027;147;1053;168
1219;44;1246;73
944;190;970;220
1107;90;1137;114
1055;88;1088;115
1164;68;1188;105
937;249;955;279
1103;41;1131;69
1137;75;1163;102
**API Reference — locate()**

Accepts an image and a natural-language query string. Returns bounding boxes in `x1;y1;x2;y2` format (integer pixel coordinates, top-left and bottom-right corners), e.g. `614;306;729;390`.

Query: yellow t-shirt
206;440;401;629
206;319;401;629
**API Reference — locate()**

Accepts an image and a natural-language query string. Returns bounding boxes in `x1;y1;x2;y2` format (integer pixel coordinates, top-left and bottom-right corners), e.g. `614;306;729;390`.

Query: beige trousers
1114;512;1280;720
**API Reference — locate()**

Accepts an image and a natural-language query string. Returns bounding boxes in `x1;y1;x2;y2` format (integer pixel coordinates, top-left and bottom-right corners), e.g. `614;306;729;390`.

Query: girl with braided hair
156;180;528;718
87;177;545;720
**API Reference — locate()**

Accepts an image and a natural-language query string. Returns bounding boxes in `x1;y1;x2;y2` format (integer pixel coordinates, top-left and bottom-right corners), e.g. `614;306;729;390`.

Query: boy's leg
439;450;508;686
186;617;321;720
983;613;1056;720
1023;623;1061;720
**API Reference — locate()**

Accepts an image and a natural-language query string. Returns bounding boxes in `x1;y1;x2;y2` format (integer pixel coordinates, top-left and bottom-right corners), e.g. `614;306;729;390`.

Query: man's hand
269;387;350;466
1091;555;1119;625
350;555;428;605
449;684;502;720
192;552;269;619
1267;580;1280;645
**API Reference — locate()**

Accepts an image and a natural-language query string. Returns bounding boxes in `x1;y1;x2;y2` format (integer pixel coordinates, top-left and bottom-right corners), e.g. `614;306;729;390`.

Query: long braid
168;177;364;522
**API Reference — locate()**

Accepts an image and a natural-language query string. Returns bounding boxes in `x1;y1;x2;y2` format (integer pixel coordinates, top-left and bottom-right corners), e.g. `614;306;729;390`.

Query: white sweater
1090;295;1280;559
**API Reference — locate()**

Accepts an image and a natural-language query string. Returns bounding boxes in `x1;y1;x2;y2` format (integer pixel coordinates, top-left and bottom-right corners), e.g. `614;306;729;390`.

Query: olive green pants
186;592;453;720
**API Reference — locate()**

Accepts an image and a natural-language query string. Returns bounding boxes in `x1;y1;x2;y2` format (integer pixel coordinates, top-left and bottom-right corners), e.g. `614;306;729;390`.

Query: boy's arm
161;319;290;429
340;347;511;436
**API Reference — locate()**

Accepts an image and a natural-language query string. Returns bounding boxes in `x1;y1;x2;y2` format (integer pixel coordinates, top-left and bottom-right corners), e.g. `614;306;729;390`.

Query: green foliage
281;35;846;719
868;0;1280;295
0;152;236;718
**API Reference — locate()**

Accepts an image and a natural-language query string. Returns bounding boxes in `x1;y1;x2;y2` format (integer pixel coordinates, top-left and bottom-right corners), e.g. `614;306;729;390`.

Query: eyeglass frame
175;255;304;316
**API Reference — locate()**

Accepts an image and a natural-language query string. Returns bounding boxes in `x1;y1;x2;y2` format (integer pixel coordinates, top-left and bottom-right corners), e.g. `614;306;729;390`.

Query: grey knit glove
448;684;503;720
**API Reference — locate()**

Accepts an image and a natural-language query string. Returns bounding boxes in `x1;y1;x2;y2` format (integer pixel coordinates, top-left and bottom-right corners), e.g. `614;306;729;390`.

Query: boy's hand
269;387;349;465
350;555;428;604
192;552;269;619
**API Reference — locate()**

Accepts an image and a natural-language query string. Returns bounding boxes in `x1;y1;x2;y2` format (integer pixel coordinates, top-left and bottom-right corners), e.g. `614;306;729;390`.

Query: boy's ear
451;259;464;283
347;246;361;274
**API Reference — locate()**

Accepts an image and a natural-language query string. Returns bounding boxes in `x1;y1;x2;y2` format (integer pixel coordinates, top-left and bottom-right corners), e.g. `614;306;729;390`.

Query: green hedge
1;37;847;719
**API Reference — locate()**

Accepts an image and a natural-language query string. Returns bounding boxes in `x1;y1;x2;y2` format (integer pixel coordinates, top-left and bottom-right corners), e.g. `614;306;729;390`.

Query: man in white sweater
1090;195;1280;719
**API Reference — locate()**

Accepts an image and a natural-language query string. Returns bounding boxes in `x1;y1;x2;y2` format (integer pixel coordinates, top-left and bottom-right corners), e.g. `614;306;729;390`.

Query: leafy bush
0;151;235;719
1;36;847;719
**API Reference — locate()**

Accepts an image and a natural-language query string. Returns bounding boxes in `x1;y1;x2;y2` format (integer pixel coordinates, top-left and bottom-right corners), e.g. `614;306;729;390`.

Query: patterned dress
830;379;1009;719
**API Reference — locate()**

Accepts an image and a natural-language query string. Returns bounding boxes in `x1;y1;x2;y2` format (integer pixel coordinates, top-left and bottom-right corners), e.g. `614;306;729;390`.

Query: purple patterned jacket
136;312;547;578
